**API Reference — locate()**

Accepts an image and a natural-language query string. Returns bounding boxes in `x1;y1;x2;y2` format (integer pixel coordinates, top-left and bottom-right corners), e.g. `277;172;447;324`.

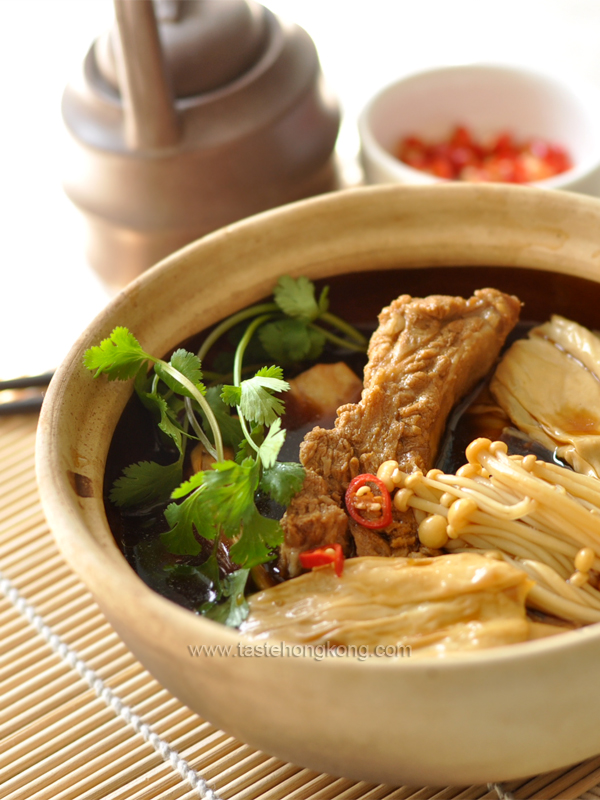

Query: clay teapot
62;0;341;290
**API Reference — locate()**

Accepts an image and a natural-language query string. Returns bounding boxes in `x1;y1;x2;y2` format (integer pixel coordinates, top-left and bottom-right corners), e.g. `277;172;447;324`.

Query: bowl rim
35;181;600;672
358;61;600;190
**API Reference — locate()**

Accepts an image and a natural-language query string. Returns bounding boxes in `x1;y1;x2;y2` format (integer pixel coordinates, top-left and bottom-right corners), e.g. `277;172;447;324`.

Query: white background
3;0;600;379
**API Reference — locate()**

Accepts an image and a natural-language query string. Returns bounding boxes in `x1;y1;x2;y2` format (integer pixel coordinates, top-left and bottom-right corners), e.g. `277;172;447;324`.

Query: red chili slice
395;125;572;183
345;473;393;530
299;543;344;577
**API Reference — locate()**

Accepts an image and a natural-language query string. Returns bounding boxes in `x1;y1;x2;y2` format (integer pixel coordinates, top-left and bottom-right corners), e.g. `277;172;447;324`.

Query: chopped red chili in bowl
345;473;393;530
395;125;572;184
299;543;345;577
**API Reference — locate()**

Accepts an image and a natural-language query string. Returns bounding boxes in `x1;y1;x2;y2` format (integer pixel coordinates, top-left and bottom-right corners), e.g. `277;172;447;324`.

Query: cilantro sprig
197;275;367;369
84;314;304;621
84;276;363;626
162;459;283;566
84;326;297;566
84;328;224;463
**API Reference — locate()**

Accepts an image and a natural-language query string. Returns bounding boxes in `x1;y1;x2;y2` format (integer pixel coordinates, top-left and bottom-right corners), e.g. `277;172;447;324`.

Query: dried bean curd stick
448;535;595;595
447;542;600;621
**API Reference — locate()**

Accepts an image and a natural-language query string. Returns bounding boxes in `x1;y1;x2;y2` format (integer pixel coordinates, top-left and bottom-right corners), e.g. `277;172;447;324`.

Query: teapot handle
113;0;180;149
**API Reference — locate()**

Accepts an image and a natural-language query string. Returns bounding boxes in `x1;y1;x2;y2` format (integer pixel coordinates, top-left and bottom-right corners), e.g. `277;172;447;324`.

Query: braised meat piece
280;288;521;576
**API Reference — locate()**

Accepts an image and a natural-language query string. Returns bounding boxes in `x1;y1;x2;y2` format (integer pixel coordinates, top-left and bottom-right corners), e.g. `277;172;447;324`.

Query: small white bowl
359;63;600;195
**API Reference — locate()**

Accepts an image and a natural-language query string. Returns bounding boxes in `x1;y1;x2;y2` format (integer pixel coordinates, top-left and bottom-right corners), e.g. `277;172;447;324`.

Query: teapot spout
113;0;180;150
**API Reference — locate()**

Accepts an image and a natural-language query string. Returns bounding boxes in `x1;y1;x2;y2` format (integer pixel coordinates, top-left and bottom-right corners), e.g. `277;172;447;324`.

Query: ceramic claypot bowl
36;184;600;786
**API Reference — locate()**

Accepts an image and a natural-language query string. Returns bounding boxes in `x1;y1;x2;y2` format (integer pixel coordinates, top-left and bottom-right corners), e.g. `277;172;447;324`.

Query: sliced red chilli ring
299;543;345;577
345;473;393;530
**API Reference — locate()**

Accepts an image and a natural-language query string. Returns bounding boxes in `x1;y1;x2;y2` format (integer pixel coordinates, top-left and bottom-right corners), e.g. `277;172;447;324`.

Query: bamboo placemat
2;414;600;800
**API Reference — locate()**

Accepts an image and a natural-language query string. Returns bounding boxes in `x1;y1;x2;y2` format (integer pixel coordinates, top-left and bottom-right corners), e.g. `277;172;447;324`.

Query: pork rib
279;288;521;576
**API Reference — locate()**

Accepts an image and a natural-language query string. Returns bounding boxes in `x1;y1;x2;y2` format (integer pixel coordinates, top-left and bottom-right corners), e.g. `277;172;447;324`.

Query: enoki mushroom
377;439;600;625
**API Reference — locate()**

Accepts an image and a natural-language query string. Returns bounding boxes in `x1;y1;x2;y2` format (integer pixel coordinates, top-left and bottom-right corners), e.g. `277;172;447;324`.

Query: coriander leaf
171;470;205;499
200;387;243;449
163;472;217;554
110;459;183;508
229;507;282;568
274;276;320;321
260;461;305;505
163;562;215;597
163;562;213;583
165;553;220;603
176;459;280;567
138;386;185;453
133;364;154;396
255;365;285;381
257;417;286;468
163;459;264;559
155;349;206;399
304;326;326;361
170;349;203;385
83;327;154;381
157;397;183;450
162;485;215;555
201;569;250;627
220;384;241;407
232;369;289;426
167;394;186;416
317;285;330;314
235;423;264;463
202;459;260;541
196;551;222;595
258;318;324;364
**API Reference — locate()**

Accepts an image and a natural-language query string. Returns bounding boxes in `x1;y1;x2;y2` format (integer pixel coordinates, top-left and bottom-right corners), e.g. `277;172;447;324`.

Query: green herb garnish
197;275;367;370
84;276;366;626
109;459;184;509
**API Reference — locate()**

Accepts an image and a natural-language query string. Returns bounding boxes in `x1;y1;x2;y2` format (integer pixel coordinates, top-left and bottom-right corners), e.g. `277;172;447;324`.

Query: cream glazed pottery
37;184;600;785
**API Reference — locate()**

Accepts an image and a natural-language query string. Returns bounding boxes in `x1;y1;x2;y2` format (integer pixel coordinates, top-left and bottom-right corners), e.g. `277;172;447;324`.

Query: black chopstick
0;371;55;416
0;371;55;392
0;396;45;416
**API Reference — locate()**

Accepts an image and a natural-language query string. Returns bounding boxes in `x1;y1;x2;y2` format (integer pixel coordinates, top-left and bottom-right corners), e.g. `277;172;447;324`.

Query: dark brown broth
105;266;600;612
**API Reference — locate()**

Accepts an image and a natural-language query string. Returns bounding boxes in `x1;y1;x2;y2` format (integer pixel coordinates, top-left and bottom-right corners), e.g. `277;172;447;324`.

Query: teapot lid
95;0;269;98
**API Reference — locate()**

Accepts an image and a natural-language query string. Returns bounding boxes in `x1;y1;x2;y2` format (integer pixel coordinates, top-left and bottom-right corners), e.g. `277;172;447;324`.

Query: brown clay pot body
62;1;340;290
37;184;600;786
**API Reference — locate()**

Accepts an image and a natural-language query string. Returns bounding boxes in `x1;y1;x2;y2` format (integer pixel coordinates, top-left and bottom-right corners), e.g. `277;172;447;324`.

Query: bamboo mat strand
0;415;599;799
0;567;221;800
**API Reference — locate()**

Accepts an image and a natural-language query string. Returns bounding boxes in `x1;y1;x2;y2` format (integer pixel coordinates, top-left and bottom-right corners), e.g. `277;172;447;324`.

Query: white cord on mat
488;782;516;799
0;569;223;800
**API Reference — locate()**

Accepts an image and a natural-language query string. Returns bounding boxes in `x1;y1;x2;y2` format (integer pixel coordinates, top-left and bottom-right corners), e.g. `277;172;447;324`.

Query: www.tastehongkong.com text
187;642;411;661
